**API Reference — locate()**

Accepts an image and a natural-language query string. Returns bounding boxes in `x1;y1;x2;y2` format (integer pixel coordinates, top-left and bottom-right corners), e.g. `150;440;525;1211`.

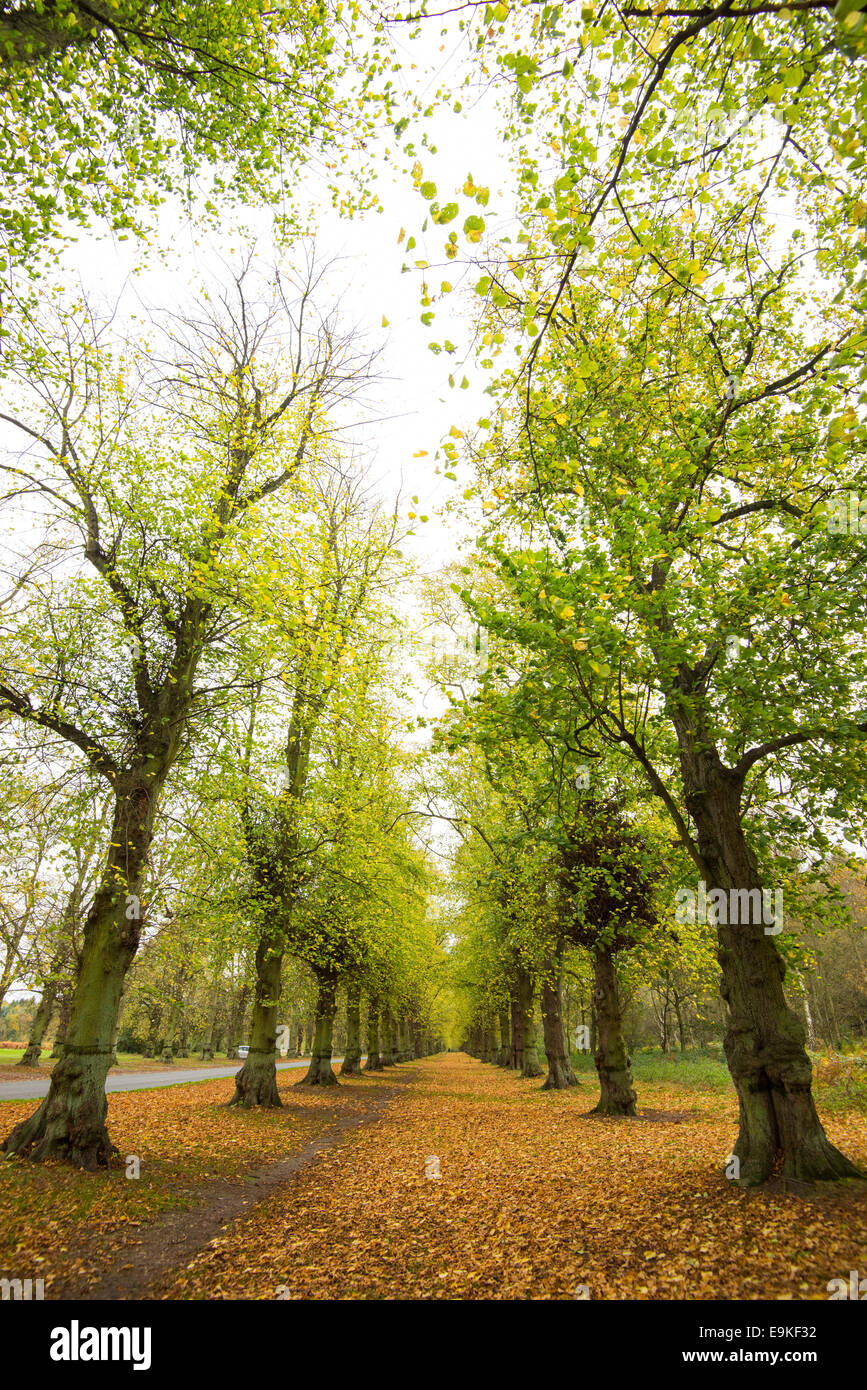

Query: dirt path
52;1075;412;1300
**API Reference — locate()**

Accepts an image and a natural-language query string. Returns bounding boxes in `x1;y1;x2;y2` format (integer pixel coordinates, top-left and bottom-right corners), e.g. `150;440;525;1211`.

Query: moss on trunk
518;971;544;1079
685;767;860;1184
229;931;283;1108
2;778;158;1168
299;973;339;1086
541;969;579;1090
591;947;637;1116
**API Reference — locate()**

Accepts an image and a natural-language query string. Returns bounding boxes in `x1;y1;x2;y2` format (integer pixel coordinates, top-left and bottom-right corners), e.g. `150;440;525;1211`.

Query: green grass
567;1046;735;1089
1;1049;165;1067
812;1058;867;1115
567;1046;867;1111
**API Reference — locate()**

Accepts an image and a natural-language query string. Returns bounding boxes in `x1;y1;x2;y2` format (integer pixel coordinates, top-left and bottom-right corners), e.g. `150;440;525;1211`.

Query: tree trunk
364;996;383;1070
340;979;363;1076
541;967;578;1090
591;948;637;1116
200;964;222;1060
229;929;282;1107
18;974;60;1067
109;1015;121;1068
50;987;72;1059
517;969;543;1078
497;1006;511;1066
1;775;160;1169
224;975;249;1061
674;989;687;1053
380;1004;397;1066
803;989;817;1052
509;991;523;1070
299;972;339;1086
686;766;859;1183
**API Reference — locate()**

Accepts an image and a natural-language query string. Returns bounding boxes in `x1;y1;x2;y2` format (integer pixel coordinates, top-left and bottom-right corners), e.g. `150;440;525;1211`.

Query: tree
457;201;867;1181
229;466;405;1105
0;254;371;1165
557;794;664;1114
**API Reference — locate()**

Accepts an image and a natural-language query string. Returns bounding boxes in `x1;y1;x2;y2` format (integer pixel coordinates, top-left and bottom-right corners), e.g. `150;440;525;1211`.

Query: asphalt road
0;1058;341;1102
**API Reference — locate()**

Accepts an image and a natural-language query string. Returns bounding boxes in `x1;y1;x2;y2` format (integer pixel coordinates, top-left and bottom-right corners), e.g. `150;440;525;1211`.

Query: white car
237;1044;249;1058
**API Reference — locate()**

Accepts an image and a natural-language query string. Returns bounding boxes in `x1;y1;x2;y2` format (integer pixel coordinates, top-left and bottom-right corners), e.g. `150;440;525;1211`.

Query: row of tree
0;256;451;1165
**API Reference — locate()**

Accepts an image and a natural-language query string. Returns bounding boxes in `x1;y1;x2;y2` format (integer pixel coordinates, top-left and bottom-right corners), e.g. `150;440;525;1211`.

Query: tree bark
591;947;637;1116
673;989;687;1052
364;996;383;1070
684;763;859;1183
509;991;523;1070
18;950;69;1068
229;931;282;1107
50;986;72;1060
541;966;578;1090
340;979;363;1076
803;989;817;1052
299;971;339;1086
1;773;163;1168
517;969;543;1079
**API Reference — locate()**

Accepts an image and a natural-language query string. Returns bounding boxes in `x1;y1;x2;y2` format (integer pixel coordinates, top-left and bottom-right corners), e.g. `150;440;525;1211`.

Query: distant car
237;1044;249;1058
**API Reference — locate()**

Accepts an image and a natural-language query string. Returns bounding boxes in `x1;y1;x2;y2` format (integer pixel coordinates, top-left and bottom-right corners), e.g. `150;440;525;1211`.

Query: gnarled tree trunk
591;947;637;1116
299;971;339;1086
229;929;282;1108
682;753;859;1184
518;969;543;1079
2;775;162;1169
541;965;578;1090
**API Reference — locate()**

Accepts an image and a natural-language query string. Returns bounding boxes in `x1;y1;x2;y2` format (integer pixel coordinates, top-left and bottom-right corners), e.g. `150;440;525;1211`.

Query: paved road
0;1058;344;1102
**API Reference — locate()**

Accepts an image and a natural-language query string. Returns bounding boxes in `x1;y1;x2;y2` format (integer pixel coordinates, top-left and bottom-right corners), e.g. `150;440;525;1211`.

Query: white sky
43;24;516;583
